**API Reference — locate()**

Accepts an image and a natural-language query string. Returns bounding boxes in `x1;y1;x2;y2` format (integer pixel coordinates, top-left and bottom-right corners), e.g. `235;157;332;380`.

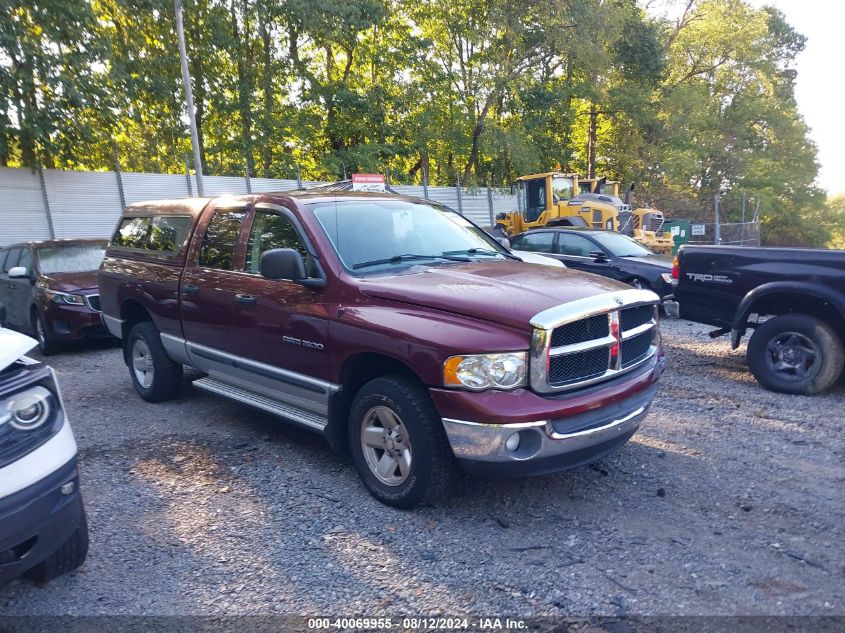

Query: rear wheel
747;314;844;395
348;375;459;509
125;321;183;402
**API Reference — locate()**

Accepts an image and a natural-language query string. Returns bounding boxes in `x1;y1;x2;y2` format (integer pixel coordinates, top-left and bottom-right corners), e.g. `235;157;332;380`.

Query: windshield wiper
353;253;471;270
442;248;520;260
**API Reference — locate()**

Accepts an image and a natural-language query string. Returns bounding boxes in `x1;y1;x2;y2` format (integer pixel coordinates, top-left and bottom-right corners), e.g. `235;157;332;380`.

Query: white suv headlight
443;352;527;391
1;386;54;431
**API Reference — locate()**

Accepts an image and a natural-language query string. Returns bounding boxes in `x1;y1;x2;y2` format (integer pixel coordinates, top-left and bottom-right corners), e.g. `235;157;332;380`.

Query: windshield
311;200;509;273
589;232;654;257
37;245;106;274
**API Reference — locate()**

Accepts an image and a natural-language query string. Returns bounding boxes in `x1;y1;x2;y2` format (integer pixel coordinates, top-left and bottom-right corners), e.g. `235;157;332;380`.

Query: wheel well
325;353;420;455
119;300;153;364
120;299;152;336
747;293;845;340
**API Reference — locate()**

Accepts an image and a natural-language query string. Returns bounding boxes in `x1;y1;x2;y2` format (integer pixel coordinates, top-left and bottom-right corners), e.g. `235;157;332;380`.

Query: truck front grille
530;290;660;393
549;347;610;386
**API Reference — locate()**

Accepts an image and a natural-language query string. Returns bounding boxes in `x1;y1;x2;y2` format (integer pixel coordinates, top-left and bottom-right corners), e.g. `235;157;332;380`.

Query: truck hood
41;270;99;292
0;328;37;371
358;261;628;331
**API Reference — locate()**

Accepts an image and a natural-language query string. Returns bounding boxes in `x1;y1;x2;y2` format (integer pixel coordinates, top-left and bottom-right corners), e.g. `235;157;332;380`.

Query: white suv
0;321;88;585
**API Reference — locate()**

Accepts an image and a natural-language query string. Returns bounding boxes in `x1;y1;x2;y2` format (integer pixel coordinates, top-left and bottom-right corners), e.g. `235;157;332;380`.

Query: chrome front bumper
441;388;654;476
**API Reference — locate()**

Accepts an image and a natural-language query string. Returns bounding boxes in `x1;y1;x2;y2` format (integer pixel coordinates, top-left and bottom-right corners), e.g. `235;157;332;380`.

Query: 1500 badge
686;272;733;284
283;336;325;350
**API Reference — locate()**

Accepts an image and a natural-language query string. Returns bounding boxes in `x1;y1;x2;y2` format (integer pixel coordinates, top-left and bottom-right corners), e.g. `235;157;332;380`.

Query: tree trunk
187;6;208;174
232;0;255;176
587;103;598;178
259;3;273;174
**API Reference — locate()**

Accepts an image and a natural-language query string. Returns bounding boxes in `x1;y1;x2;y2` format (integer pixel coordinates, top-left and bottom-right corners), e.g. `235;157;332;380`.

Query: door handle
235;293;257;305
183;284;200;295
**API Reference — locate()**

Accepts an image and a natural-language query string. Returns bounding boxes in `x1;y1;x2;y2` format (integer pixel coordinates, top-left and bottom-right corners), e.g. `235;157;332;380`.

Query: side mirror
7;266;28;279
260;248;306;281
590;250;609;262
495;237;511;249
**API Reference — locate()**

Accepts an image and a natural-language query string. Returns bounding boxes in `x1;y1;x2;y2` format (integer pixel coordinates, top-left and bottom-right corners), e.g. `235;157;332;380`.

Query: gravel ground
1;318;843;617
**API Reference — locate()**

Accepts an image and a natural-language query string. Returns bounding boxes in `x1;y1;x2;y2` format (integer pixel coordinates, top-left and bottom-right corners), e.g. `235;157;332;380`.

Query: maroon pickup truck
99;192;666;508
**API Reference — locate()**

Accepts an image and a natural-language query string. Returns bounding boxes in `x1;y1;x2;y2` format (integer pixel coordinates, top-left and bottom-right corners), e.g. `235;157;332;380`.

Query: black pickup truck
666;245;845;395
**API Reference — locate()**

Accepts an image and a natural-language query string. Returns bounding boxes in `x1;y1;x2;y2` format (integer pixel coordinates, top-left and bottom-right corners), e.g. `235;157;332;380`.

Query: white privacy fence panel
0;167;515;246
42;169;123;239
122;172;193;203
250;178;300;193
0;167;52;244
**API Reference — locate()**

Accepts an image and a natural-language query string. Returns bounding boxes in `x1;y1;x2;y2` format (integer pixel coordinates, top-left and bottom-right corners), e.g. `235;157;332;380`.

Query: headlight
1;386;54;431
443;352;527;390
45;289;86;305
660;272;675;285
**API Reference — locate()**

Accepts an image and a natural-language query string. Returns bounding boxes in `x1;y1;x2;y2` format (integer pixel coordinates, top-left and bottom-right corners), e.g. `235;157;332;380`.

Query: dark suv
99;192;666;508
0;239;111;354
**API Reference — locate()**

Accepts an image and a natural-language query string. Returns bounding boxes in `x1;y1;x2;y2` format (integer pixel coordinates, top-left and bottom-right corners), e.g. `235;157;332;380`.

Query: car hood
0;328;37;371
41;270;99;292
357;261;629;331
622;255;673;269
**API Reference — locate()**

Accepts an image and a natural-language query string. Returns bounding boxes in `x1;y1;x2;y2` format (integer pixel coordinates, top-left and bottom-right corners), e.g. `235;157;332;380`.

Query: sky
750;0;845;194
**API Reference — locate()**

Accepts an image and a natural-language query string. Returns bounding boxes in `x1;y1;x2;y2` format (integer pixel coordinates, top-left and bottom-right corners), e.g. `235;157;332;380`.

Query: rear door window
244;211;308;274
513;232;555;253
199;209;247;270
113;217;151;249
148;216;191;252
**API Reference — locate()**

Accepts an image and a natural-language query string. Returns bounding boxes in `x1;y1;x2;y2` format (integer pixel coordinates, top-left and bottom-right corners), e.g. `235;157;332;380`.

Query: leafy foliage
0;0;837;245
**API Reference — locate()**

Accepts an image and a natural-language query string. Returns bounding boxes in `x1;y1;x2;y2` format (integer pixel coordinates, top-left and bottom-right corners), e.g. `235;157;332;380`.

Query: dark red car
99;192;666;508
0;239;112;354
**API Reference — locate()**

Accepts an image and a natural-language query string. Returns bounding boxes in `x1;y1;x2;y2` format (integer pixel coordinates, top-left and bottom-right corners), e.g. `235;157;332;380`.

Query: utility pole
175;0;204;196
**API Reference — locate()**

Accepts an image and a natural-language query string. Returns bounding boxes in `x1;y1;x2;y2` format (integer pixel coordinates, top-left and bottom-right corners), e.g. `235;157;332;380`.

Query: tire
348;375;459;509
747;314;844;395
125;321;183;402
26;507;89;584
32;310;59;356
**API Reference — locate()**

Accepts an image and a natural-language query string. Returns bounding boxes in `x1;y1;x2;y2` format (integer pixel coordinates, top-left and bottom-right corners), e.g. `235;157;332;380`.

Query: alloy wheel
132;339;155;388
765;331;819;381
360;405;413;486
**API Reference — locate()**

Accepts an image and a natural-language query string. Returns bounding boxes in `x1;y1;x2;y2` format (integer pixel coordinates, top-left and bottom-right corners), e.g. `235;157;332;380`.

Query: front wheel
125;321;183;402
33;311;59;355
348;375;459;509
747;314;844;395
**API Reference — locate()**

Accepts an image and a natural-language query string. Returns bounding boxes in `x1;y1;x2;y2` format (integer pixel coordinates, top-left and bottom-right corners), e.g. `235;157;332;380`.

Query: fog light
60;482;74;495
505;433;521;452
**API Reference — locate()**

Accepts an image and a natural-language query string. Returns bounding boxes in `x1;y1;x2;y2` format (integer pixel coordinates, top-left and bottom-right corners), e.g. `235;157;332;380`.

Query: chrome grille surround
530;289;660;393
85;294;102;312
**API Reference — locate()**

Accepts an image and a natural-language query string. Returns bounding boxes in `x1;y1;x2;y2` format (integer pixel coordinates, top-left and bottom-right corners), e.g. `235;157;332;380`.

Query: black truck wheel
26;508;89;583
348;375;459;509
747;314;844;395
125;321;183;402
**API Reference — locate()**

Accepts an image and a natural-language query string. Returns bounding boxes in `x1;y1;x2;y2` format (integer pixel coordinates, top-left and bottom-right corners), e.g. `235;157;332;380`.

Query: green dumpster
663;219;690;256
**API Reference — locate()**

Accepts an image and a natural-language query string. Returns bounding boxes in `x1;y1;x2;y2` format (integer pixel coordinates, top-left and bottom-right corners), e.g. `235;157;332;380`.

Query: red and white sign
351;173;386;192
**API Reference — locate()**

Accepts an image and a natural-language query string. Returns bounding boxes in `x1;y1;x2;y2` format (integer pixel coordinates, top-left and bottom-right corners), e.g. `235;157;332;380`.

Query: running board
192;377;328;432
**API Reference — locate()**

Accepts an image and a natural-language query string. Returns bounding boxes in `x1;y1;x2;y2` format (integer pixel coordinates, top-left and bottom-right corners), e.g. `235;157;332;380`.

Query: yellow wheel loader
500;172;674;254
